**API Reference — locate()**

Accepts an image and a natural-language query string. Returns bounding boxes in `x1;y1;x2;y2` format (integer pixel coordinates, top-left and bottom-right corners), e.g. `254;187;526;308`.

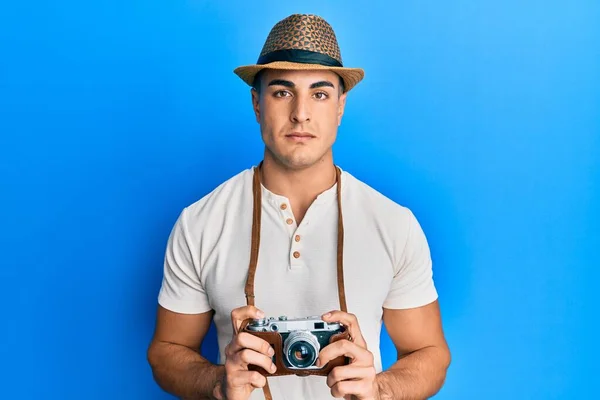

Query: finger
317;339;373;368
330;380;367;399
326;365;375;388
230;306;265;334
228;370;267;389
321;310;367;348
232;349;277;374
227;332;275;358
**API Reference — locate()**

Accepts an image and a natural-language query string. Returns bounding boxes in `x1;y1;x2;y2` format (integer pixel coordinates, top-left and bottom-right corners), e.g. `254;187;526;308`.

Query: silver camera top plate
247;315;342;333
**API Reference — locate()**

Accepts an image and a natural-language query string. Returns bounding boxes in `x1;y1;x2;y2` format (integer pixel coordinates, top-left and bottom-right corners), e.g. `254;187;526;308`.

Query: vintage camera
243;315;350;376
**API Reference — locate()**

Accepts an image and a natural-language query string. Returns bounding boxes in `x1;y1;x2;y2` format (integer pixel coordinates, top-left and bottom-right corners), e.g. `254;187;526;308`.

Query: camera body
242;315;350;377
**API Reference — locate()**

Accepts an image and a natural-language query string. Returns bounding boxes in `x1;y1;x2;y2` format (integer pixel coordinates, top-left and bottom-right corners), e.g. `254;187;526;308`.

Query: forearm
376;346;450;400
148;341;224;400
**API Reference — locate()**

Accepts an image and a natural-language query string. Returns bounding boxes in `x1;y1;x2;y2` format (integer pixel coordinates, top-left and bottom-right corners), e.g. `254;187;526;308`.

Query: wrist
212;379;223;400
210;366;227;400
375;371;393;400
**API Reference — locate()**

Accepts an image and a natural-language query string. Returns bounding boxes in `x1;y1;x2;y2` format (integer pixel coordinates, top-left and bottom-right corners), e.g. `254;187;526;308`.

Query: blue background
1;1;598;399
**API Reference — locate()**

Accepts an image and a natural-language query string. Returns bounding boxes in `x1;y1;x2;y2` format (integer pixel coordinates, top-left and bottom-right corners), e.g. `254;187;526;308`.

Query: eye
313;91;329;100
274;90;292;98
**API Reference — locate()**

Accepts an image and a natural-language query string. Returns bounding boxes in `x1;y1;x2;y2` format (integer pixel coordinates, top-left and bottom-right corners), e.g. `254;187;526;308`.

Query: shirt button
293;251;300;259
295;235;301;242
286;218;294;225
280;203;287;210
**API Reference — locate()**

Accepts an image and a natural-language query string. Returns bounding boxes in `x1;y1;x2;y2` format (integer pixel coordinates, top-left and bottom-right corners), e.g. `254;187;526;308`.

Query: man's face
251;69;347;170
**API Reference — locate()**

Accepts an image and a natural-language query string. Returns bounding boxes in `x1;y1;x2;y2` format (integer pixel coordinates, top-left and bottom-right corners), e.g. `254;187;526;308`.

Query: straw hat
234;14;365;93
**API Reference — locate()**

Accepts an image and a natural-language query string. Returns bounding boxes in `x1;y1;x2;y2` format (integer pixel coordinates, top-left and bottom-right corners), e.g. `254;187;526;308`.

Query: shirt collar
257;167;345;207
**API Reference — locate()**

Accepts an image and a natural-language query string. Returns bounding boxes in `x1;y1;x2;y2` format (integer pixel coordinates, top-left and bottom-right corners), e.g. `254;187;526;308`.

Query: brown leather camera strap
244;162;347;400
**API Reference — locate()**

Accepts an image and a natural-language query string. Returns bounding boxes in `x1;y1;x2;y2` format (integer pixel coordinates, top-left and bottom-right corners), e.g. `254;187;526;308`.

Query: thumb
231;305;266;333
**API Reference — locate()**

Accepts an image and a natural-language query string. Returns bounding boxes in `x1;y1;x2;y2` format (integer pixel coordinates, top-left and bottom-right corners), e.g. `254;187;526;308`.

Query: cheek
262;101;290;127
318;105;341;130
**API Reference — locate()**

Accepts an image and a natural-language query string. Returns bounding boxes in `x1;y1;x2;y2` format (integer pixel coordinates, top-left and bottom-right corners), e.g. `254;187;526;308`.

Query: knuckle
330;367;341;381
332;382;345;397
262;341;272;354
342;340;351;352
224;362;235;374
252;371;266;387
251;371;263;381
239;349;251;363
235;332;246;344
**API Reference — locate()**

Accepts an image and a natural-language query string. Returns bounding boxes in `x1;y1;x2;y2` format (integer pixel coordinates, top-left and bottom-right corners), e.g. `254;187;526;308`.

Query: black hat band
257;49;343;68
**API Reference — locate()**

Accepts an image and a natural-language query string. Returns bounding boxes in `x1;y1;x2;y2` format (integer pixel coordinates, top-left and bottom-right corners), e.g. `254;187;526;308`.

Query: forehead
261;68;341;86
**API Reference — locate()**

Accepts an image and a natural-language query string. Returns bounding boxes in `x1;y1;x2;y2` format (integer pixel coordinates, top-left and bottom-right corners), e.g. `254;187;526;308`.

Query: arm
147;306;223;400
148;209;273;400
376;300;451;400
319;209;449;399
147;207;223;398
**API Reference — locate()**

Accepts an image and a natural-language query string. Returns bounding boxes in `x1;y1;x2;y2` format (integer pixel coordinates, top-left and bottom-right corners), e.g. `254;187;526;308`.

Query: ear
251;88;261;123
337;92;348;126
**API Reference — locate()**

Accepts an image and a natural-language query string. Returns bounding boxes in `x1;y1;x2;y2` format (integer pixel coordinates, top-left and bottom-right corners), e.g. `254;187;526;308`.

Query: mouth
286;132;316;142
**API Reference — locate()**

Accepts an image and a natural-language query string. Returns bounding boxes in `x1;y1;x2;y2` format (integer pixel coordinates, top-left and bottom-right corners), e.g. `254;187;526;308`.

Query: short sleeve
383;209;438;309
157;208;212;314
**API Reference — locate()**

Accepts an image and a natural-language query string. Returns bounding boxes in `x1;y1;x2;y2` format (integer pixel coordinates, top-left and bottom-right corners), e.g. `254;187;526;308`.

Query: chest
199;202;395;329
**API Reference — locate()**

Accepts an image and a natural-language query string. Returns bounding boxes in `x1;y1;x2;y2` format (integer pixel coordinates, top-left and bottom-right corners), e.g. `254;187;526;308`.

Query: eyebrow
267;79;336;90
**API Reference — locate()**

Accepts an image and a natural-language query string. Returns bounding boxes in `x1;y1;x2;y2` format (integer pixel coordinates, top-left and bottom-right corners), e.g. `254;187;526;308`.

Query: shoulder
341;168;432;275
179;166;254;230
341;168;426;257
341;168;415;225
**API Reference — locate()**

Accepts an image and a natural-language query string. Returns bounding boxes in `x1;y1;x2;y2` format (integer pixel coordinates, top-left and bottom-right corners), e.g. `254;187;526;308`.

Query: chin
282;160;313;169
278;156;319;170
266;144;329;170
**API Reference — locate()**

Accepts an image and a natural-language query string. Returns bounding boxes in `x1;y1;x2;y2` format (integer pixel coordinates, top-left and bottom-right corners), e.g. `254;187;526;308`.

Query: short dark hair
252;69;346;96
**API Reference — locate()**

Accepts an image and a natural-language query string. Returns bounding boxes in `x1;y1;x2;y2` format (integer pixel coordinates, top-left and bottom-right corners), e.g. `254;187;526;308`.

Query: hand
213;306;277;400
317;311;379;400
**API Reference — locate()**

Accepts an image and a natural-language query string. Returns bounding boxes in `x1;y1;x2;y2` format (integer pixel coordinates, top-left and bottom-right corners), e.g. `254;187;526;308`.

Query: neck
258;152;337;224
259;154;337;201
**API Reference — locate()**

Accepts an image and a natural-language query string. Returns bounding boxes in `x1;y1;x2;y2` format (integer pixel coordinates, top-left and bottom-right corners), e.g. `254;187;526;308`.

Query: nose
290;95;311;123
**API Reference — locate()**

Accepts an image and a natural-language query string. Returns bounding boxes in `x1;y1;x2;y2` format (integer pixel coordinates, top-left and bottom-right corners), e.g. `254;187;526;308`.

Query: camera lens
283;331;320;369
289;342;314;367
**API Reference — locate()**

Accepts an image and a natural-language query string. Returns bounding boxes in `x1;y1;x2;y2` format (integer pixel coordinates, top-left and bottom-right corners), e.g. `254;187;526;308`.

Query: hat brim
234;61;364;93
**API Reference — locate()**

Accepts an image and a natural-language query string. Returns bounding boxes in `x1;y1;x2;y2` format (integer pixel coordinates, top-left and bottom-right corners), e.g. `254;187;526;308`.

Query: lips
286;132;315;138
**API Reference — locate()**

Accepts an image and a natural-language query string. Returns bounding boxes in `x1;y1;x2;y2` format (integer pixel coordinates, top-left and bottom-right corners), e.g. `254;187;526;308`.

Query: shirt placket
277;200;306;270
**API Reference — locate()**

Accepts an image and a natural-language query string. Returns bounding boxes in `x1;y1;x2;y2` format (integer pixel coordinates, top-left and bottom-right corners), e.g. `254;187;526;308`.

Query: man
147;13;450;400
